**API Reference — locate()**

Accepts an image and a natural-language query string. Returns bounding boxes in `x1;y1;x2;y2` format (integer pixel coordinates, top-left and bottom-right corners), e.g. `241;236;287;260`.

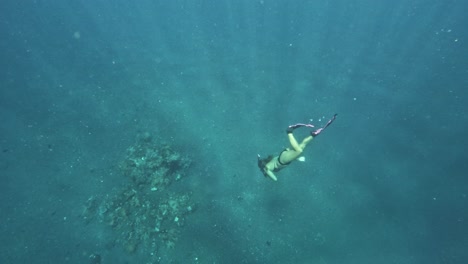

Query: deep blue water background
1;0;467;263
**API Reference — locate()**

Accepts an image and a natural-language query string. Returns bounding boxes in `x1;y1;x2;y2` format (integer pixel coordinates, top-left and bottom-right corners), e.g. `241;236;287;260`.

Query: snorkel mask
257;154;268;177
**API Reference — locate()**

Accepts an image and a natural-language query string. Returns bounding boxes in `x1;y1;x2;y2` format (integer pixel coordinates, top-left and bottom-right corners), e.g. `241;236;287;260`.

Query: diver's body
258;114;337;181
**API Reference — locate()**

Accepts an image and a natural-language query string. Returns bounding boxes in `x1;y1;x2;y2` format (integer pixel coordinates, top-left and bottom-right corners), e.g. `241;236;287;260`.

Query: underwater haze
1;0;467;263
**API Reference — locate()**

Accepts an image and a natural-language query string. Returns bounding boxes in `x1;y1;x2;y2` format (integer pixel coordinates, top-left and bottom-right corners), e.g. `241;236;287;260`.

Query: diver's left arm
264;169;278;181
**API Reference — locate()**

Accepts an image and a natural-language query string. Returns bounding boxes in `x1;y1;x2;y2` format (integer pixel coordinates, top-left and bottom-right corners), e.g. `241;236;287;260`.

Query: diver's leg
286;122;315;151
281;128;309;163
278;149;302;164
299;135;314;149
280;134;314;163
287;133;303;152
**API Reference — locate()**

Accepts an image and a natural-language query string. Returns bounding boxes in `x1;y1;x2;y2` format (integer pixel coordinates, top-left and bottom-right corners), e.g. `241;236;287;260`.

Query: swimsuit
273;149;291;172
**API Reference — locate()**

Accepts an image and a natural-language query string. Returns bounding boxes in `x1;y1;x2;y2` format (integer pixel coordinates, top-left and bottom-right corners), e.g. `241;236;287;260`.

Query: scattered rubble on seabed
82;132;196;258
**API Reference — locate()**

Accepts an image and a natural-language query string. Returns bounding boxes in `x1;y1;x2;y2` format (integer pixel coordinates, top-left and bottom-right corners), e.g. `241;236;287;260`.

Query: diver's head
257;154;273;176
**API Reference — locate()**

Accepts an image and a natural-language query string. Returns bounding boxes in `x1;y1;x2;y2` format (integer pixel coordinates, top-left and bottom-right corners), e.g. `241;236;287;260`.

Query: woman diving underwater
257;114;337;181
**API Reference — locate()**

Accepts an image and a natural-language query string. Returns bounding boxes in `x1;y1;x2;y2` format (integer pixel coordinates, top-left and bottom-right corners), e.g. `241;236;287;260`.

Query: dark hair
257;155;274;177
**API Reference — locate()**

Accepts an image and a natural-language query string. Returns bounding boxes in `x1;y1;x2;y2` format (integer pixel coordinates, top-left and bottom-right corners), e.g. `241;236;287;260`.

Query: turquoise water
1;0;467;263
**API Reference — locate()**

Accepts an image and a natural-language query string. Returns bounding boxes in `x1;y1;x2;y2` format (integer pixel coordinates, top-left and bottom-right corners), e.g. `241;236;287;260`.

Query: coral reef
82;133;195;259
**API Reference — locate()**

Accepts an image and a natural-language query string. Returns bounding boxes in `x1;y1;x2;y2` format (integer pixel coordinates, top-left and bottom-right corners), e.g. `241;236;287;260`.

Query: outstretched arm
264;169;278;181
